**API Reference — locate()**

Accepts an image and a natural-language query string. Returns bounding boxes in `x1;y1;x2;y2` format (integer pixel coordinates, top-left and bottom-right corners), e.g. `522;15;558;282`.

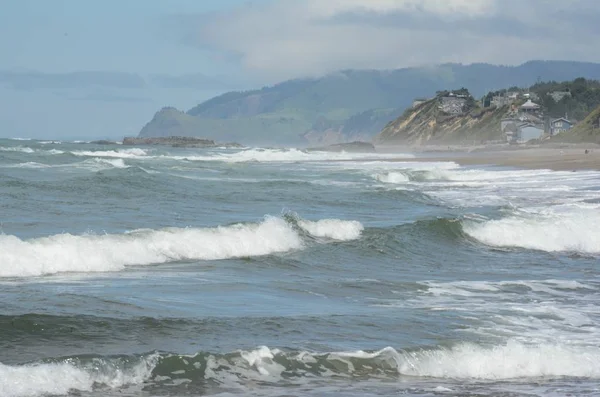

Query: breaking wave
0;354;158;397
71;148;148;159
463;206;600;254
3;341;600;396
181;148;412;163
0;146;35;153
297;218;364;241
374;172;410;184
0;216;363;277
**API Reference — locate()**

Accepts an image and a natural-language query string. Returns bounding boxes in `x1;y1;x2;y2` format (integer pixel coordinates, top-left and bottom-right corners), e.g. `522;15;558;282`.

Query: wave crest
0;216;363;277
0;355;157;397
463;206;600;254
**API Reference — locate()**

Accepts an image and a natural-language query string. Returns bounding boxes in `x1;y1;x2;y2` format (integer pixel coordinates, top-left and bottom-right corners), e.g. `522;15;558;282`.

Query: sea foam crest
0;356;157;397
195;342;600;383
71;148;147;159
0;216;363;277
297;219;364;241
374;172;410;184
0;146;35;153
184;148;412;163
463;206;600;254
393;341;600;379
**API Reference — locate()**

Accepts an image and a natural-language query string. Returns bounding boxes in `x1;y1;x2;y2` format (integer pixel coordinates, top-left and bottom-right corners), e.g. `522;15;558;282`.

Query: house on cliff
439;96;467;115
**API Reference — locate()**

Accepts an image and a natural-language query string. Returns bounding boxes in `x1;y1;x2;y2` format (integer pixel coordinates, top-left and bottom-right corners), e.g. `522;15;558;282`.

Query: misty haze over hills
138;61;600;145
0;70;246;140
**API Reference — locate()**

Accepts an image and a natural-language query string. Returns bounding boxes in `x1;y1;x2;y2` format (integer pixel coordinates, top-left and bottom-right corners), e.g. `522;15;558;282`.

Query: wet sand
377;144;600;171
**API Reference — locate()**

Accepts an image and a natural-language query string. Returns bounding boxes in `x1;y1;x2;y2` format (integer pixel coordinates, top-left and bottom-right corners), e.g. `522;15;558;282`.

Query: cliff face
374;96;509;145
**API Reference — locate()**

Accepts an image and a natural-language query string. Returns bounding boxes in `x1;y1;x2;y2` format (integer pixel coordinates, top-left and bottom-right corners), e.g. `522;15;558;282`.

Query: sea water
1;138;599;396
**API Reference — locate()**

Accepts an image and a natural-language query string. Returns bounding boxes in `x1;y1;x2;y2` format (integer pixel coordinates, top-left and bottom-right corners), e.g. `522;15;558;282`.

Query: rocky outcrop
122;136;242;148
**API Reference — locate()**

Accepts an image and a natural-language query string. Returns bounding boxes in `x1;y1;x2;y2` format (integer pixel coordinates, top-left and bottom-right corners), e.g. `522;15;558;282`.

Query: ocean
1;138;599;397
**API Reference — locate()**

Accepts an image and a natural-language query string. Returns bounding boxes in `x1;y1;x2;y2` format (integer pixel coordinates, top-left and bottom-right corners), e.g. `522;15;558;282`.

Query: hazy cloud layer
0;71;147;91
185;0;600;82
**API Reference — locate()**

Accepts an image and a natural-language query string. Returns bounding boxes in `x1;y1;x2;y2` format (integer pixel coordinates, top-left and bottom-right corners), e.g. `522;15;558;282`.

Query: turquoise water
1;138;600;397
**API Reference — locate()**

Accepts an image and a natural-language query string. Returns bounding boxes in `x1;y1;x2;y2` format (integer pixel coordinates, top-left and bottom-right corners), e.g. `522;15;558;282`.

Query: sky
1;0;600;138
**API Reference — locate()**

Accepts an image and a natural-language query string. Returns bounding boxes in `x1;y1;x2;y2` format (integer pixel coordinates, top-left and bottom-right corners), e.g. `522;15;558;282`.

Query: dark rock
90;140;117;145
122;136;243;149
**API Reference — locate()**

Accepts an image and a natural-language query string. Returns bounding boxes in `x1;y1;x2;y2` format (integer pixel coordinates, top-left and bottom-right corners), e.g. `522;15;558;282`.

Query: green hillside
376;77;600;146
552;105;600;143
139;61;600;145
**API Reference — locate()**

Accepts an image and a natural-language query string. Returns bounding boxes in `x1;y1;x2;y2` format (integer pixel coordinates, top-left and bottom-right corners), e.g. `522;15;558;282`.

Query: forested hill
529;78;600;121
138;61;600;145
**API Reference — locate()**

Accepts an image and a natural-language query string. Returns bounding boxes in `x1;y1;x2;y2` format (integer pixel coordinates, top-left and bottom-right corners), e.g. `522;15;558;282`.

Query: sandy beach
377;144;600;171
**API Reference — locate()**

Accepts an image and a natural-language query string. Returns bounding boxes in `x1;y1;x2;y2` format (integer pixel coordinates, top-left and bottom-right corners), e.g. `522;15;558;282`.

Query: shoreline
375;144;600;171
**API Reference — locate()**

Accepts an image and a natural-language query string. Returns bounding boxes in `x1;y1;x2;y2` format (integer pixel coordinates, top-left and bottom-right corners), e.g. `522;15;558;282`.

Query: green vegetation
139;61;600;145
531;78;600;121
552;104;600;143
377;77;600;145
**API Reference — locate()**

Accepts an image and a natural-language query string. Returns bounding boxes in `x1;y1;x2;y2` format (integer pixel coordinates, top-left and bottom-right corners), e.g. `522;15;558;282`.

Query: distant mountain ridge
138;61;600;145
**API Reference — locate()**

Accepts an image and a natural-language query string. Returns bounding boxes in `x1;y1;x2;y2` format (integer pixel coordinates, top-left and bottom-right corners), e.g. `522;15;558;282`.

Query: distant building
501;118;520;142
520;99;541;113
549;91;572;102
439;96;467;115
517;122;545;142
491;95;514;107
550;117;573;135
507;91;520;100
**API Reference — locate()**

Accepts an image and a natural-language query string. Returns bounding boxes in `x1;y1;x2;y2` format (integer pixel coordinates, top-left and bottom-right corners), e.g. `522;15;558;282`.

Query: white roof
521;99;540;109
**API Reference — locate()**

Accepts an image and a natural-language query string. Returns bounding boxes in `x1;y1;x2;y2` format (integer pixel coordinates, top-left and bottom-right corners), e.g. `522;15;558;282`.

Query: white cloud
186;0;600;82
305;0;496;17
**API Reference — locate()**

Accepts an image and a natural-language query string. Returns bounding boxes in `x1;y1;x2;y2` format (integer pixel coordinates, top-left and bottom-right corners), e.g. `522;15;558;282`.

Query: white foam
394;341;600;379
2;162;50;169
240;346;286;377
71;148;148;159
0;216;305;277
463;207;600;254
87;158;128;169
211;343;600;382
297;219;364;241
181;148;412;163
0;146;35;153
0;356;156;397
0;216;363;278
374;172;409;184
46;149;64;155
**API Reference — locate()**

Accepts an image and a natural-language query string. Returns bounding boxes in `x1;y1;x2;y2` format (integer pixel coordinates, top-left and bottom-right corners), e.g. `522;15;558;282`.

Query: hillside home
439;96;467;115
550;117;573;135
520;99;541;113
492;95;514;107
517;122;545;142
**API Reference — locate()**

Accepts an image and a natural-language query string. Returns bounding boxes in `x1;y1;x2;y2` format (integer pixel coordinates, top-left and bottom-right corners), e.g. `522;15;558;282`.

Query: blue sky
1;0;600;139
0;0;251;75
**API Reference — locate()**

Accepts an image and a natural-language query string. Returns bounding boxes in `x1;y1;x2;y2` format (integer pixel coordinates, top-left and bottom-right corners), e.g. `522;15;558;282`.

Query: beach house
550;117;573;135
517;122;545;142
